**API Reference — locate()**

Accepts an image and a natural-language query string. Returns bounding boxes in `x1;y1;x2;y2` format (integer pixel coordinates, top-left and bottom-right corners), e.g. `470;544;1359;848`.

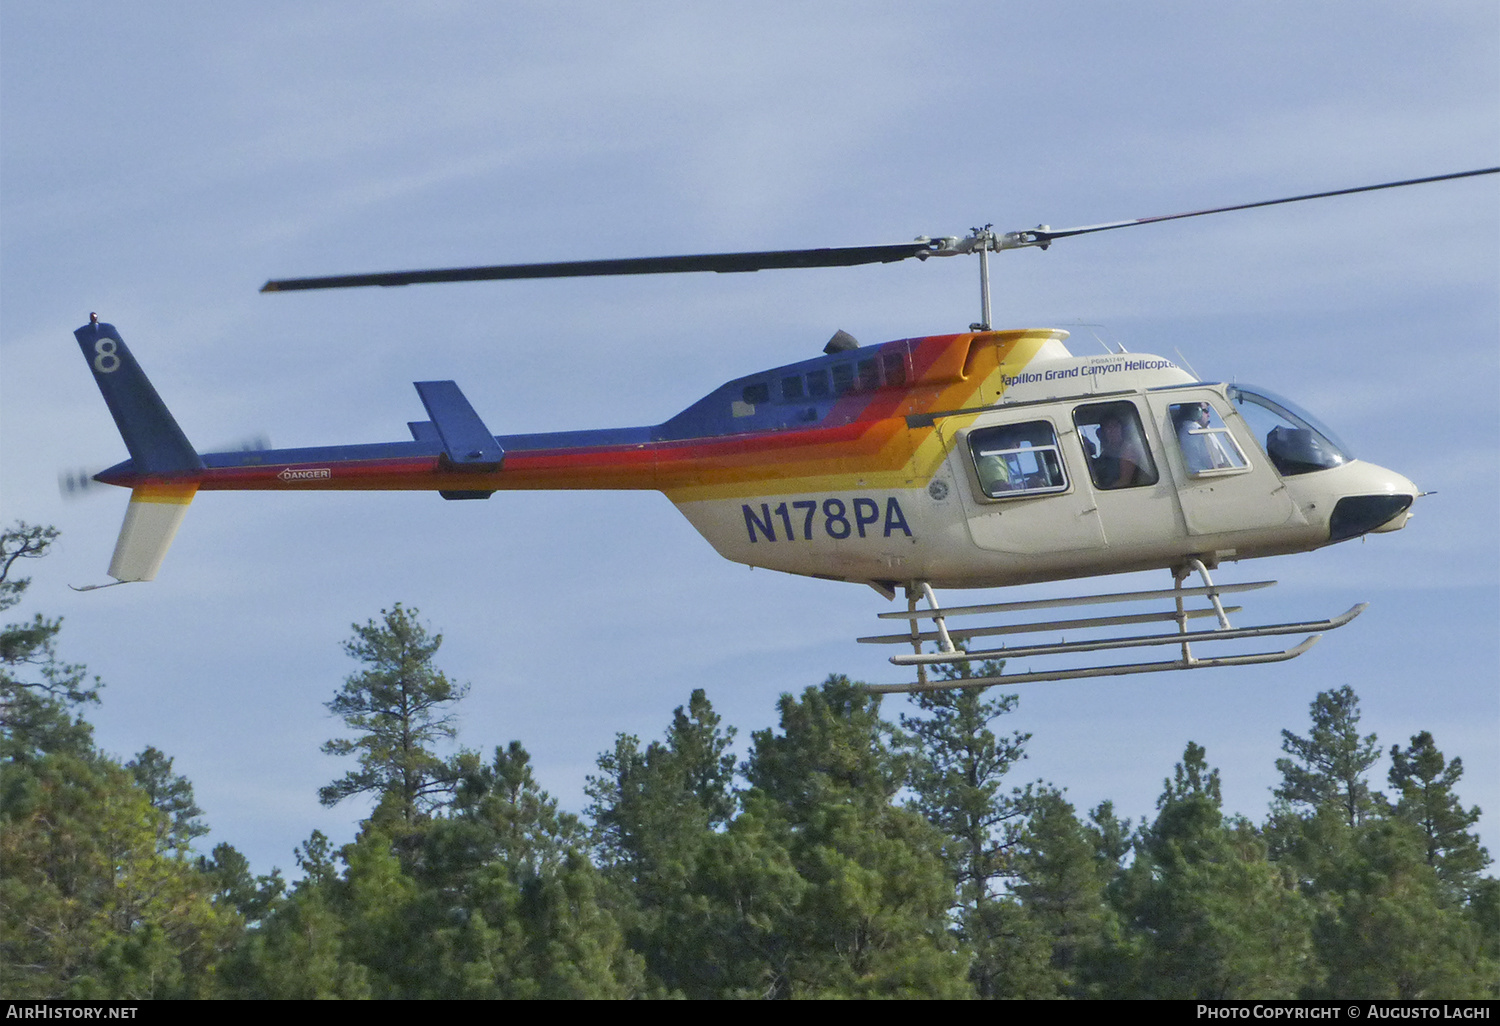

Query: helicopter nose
1327;464;1418;541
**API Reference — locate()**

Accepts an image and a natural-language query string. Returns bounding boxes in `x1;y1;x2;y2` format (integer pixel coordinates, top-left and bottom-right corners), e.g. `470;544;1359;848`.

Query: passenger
974;450;1013;494
1094;413;1151;488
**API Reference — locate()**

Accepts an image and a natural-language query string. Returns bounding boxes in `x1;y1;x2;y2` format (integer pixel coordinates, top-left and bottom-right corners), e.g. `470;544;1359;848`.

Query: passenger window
741;382;770;406
1169;402;1248;476
1073;401;1159;490
882;351;907;387
968;421;1069;499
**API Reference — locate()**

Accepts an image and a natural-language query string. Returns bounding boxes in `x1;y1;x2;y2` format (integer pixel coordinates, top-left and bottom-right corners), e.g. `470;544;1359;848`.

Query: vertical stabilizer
108;483;198;582
74;318;204;583
74;318;203;475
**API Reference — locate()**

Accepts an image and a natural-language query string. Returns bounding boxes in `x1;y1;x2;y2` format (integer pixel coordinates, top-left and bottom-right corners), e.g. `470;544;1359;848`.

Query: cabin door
1143;392;1302;536
944;415;1107;555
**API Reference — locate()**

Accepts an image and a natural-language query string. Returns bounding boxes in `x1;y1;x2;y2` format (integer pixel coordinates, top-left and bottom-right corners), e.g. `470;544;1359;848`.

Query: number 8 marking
93;338;120;373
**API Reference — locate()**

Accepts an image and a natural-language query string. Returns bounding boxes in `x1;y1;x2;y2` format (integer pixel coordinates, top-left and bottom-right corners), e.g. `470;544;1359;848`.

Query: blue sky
3;3;1496;874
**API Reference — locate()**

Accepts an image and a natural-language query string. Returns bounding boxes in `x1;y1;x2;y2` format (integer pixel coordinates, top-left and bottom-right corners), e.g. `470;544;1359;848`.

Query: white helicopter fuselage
673;345;1416;593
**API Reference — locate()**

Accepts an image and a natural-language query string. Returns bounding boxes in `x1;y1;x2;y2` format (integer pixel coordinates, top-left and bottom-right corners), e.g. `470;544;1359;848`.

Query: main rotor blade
262;167;1498;293
1023;167;1500;246
260;242;934;292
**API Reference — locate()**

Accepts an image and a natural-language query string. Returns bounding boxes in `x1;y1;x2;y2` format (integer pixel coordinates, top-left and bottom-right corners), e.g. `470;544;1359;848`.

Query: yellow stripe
662;331;1057;503
132;483;199;505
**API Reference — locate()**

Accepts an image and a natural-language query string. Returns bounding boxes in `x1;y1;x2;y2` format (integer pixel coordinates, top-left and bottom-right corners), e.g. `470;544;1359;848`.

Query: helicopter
72;168;1498;693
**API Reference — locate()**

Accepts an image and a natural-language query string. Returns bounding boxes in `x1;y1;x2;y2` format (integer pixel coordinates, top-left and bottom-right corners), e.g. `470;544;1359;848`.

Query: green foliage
0;750;239;998
584;690;737;994
1101;742;1315;999
1275;685;1381;827
127;745;208;848
449;741;584;878
320;603;469;821
900;684;1032;907
586;689;736;874
745;675;906;815
1308;818;1495;999
1002;790;1119;997
736;676;972;998
198;843;284;924
0;525;239;998
1388;730;1491;898
413;739;647;998
899;679;1040;997
219;860;372;999
1;524;99;761
6;545;1492;999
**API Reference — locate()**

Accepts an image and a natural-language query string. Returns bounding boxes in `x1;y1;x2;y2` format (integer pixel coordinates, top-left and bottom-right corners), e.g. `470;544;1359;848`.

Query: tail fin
74;317;203;583
74;317;203;475
109;483;199;581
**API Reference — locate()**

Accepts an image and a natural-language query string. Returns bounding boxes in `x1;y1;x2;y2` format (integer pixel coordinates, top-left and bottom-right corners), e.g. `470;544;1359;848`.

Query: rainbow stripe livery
74;319;1415;608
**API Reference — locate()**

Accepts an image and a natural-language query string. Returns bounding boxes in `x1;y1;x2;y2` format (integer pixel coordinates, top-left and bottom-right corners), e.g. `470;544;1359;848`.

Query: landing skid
861;560;1365;694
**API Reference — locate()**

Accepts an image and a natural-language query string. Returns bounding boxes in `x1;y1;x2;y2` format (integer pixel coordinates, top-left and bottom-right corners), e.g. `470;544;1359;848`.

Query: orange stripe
132;482;198;504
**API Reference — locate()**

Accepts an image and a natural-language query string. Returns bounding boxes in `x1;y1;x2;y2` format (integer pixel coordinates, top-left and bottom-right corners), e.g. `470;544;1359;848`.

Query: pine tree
0;527;240;996
899;681;1038;997
320;604;469;822
409;743;644;998
1005;790;1119;997
1275;685;1381;827
1387;731;1490;898
198;843;284;925
1;750;239;997
1104;742;1314;999
584;689;736;995
1310;818;1495;999
448;741;584;879
738;676;972;998
127;745;209;848
586;688;736;877
1;524;99;760
219;836;372;1000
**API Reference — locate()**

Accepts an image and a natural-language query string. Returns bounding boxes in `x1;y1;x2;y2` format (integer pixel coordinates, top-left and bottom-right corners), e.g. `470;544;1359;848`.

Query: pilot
1094;413;1151;488
1174;403;1235;474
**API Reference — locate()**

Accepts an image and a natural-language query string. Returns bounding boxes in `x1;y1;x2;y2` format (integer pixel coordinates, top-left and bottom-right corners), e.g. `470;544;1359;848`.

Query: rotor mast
914;223;1055;331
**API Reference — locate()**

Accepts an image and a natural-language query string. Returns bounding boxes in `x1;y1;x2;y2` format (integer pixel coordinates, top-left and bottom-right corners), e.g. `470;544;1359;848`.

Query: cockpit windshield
1228;386;1352;476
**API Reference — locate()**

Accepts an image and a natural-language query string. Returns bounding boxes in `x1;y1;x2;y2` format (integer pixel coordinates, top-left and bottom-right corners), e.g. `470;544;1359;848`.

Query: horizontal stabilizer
413;381;504;468
108;484;197;582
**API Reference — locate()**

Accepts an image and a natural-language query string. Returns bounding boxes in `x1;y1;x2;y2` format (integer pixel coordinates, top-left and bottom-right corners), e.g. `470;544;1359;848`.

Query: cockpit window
1229;386;1351;476
1169;402;1248;476
968;421;1069;499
